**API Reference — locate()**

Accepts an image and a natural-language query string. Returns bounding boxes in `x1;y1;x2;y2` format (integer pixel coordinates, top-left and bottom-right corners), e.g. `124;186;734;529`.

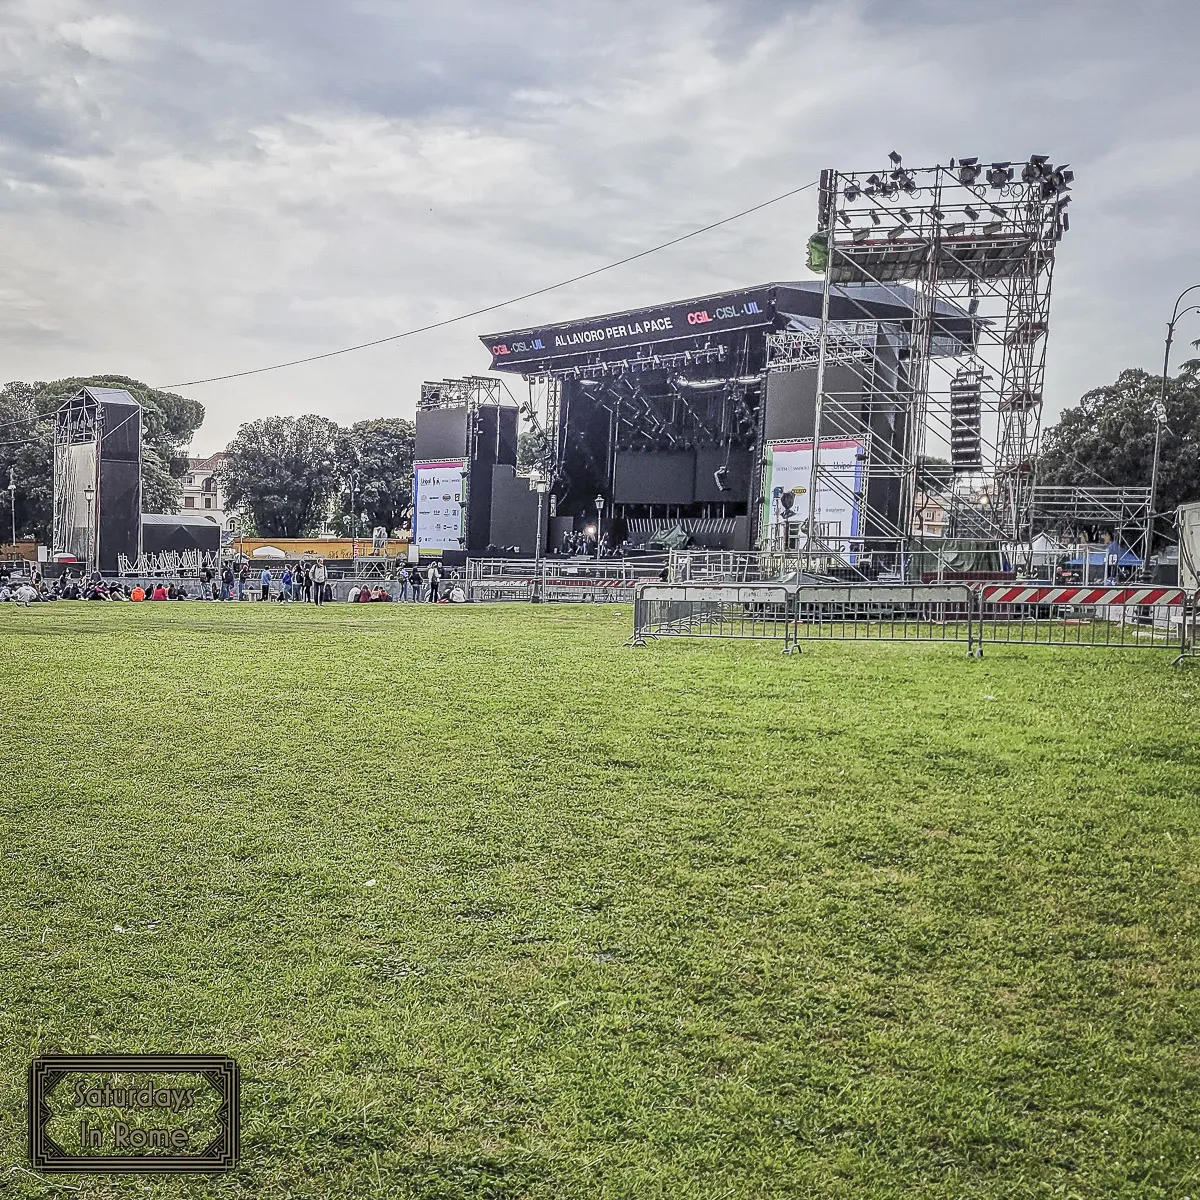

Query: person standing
222;563;235;600
302;564;312;603
409;565;423;602
427;561;441;603
237;563;248;601
311;559;327;606
260;567;271;602
281;565;293;602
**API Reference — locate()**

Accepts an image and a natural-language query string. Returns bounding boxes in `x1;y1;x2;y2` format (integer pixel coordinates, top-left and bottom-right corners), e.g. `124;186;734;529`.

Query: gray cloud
1;0;1198;447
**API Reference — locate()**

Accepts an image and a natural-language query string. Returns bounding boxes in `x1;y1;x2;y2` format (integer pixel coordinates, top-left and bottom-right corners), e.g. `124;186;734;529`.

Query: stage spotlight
931;208;945;221
851;227;871;243
870;211;881;225
986;162;1013;187
1061;211;1070;231
878;179;898;198
837;212;852;227
866;173;883;188
968;298;980;316
945;222;966;237
984;221;1003;235
713;467;730;492
899;208;913;223
887;225;906;241
964;205;979;221
900;173;918;194
1050;166;1074;192
957;156;981;186
844;183;861;202
1021;153;1050;183
888;150;902;165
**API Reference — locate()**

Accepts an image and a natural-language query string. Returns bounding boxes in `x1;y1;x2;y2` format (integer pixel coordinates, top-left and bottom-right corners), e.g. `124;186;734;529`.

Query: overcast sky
3;0;1199;452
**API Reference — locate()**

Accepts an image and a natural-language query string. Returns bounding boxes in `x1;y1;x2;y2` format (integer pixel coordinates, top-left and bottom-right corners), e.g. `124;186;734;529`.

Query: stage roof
480;281;972;373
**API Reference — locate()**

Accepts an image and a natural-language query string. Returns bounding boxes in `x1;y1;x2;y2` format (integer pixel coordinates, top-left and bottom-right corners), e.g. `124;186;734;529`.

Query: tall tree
218;414;340;538
1;375;204;542
333;418;415;536
1038;361;1200;539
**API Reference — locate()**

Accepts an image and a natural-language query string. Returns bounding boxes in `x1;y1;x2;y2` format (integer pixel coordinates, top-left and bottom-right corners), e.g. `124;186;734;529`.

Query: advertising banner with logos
414;461;465;554
762;439;865;555
480;286;775;370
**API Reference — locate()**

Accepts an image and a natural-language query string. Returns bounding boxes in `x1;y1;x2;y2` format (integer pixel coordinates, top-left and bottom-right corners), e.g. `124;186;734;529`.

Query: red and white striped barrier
979;584;1186;607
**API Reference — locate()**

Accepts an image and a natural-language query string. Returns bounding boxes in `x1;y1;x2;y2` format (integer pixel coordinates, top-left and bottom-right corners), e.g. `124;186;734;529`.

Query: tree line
0;376;414;542
3;363;1199;545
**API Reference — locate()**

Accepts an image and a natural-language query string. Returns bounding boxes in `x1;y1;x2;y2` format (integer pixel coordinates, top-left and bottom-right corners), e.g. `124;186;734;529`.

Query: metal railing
787;584;979;654
629;583;794;644
975;584;1196;660
630;580;1200;664
467;557;667;603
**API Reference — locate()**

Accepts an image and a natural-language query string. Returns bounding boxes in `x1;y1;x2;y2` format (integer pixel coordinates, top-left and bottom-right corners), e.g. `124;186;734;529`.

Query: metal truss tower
787;153;1071;574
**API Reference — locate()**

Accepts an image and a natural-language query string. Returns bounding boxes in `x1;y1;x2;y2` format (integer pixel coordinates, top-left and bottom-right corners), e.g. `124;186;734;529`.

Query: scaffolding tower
790;153;1072;574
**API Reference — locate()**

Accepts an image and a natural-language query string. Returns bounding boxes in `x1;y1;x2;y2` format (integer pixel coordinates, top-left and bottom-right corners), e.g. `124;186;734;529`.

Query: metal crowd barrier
787;584;979;654
467;557;666;603
630;581;1200;664
629;583;795;645
976;584;1197;662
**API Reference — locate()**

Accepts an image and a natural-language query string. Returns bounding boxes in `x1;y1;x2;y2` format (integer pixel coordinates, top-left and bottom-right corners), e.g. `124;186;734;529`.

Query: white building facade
181;453;234;532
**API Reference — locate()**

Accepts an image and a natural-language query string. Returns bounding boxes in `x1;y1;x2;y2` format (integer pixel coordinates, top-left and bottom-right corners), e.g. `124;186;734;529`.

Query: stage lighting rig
888;150;902;165
1021;154;1051;183
986;162;1014;188
955;156;982;186
851;227;871;243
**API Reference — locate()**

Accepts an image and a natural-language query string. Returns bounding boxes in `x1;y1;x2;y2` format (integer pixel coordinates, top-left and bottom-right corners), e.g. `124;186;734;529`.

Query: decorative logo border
28;1054;239;1174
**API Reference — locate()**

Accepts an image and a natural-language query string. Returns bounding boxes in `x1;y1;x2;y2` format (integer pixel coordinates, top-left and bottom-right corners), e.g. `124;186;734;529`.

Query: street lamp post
532;471;548;602
7;468;15;549
1147;285;1200;568
594;494;604;562
83;483;96;572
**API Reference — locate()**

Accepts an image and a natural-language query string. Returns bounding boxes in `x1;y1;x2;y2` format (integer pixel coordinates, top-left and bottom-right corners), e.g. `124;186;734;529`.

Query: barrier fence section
467;558;667;603
629;584;794;645
787;584;979;654
976;584;1197;660
629;580;1200;663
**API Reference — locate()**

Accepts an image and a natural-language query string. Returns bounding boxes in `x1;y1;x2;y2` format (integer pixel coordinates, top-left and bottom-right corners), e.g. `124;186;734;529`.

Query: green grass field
1;603;1197;1199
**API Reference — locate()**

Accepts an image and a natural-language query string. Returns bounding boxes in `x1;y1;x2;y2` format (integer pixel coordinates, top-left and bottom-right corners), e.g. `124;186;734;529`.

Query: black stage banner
481;286;776;370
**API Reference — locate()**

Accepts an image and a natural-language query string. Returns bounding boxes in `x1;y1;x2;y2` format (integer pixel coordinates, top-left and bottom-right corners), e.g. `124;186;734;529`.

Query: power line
159;180;819;390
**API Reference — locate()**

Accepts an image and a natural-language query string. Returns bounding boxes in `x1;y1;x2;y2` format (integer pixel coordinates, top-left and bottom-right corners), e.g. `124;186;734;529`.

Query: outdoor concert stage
481;281;972;555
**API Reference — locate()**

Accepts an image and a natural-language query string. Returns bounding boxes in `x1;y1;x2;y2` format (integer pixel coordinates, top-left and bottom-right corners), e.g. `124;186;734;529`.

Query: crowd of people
0;559;468;605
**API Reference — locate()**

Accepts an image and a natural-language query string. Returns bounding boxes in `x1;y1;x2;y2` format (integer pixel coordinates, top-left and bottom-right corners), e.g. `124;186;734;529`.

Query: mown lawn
0;602;1197;1199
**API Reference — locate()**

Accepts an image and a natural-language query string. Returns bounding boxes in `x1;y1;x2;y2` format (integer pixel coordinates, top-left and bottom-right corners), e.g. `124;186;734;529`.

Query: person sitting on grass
109;584;126;600
14;583;39;605
151;583;169;601
357;585;372;603
130;584;145;602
